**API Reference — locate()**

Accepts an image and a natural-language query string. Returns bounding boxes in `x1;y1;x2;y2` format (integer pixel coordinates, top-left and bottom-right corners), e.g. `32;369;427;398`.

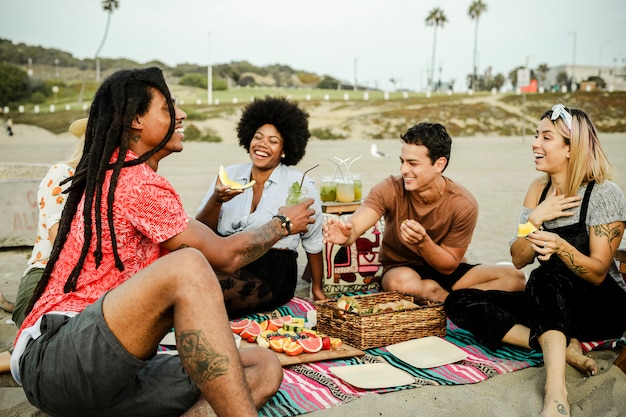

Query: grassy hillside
6;87;626;140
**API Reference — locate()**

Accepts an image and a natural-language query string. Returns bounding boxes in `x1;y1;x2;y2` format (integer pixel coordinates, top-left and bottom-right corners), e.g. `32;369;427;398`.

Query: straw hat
68;118;88;139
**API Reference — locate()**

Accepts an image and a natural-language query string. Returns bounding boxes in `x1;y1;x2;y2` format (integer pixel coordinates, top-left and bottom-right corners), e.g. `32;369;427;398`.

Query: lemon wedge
218;165;256;190
517;221;538;237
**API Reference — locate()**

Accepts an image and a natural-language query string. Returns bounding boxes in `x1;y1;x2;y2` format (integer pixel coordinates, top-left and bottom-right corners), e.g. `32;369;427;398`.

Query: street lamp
568;31;577;91
207;32;213;105
599;41;611;76
353;57;360;91
52;85;59;104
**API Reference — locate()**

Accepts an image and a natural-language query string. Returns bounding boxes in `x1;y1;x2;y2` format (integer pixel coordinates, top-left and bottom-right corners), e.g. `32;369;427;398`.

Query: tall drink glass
336;178;355;202
320;176;337;202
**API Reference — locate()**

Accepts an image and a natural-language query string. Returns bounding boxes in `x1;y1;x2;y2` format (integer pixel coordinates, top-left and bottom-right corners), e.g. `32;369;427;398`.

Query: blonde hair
65;137;85;169
542;106;616;196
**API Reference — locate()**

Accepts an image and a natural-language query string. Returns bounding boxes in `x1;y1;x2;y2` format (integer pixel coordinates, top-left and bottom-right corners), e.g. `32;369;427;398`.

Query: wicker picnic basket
315;292;446;350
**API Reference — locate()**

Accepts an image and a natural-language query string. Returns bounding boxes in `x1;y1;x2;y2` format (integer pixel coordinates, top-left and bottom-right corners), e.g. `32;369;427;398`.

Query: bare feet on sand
541;381;570;417
0;293;14;313
541;390;570;417
566;338;598;377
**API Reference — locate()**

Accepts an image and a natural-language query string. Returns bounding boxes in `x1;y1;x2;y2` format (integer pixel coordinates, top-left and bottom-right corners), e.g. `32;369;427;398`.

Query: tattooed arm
533;221;624;285
161;198;316;274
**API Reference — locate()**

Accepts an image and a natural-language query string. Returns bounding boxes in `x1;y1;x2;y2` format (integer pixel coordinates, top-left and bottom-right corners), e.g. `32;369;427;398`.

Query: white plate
329;363;415;389
386;336;467;368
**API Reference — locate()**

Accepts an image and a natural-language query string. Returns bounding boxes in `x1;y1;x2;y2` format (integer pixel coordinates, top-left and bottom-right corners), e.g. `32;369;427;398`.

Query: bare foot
540;400;570;417
541;392;570;417
566;338;597;376
0;293;14;313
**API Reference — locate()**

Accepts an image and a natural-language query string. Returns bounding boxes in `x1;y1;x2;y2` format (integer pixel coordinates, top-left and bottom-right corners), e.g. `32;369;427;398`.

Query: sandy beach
1;124;625;416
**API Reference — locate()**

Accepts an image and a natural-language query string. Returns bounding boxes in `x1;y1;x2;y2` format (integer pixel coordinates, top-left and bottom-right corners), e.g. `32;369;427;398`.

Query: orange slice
269;337;287;353
283;338;304;356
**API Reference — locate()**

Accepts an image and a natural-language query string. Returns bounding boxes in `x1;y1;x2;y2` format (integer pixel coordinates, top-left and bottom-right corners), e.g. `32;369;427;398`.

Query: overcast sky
1;0;625;92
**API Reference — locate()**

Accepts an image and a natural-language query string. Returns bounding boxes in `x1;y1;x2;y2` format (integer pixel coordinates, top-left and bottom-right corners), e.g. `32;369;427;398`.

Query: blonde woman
445;104;626;417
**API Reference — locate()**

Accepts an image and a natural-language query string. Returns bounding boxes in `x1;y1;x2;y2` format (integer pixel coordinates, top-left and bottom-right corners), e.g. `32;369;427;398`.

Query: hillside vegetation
2;38;625;140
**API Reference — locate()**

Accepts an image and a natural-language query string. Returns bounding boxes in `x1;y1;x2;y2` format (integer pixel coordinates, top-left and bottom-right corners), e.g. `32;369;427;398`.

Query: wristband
273;214;292;235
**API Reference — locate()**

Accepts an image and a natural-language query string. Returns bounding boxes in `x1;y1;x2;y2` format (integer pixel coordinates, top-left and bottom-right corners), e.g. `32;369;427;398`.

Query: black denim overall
525;181;626;349
444;181;626;350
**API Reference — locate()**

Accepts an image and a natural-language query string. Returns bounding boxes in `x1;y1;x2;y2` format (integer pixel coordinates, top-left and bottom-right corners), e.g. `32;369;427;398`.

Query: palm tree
95;0;120;82
468;0;487;91
536;63;549;90
425;7;448;91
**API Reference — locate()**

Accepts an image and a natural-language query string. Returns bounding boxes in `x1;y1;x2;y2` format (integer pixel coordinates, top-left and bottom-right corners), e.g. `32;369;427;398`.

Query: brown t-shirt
361;175;478;267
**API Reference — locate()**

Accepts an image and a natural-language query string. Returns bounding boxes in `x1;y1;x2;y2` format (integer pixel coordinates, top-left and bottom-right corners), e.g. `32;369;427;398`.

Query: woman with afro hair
197;96;326;316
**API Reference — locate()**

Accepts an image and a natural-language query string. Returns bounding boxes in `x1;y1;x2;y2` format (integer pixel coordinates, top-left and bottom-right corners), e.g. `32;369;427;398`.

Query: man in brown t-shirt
323;122;525;301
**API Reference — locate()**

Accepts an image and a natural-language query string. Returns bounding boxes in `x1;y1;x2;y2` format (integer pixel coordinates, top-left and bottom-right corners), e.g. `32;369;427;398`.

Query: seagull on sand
370;143;388;158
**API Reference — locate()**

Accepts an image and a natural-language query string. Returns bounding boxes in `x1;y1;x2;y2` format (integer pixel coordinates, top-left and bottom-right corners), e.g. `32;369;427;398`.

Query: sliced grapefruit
218;165;256;190
267;316;292;330
240;320;262;341
266;319;281;331
297;337;323;354
230;319;252;335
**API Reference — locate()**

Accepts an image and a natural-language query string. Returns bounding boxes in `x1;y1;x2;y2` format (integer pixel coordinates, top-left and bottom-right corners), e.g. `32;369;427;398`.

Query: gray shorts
20;296;200;417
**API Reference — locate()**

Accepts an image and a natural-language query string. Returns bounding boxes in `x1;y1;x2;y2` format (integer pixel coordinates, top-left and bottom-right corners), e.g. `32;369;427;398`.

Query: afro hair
237;96;310;166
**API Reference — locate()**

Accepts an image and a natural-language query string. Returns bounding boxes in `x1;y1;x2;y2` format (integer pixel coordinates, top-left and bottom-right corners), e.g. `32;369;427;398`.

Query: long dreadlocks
27;67;177;314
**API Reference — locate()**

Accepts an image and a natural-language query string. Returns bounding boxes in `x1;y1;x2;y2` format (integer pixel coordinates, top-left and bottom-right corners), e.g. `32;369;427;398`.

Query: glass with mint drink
286;182;308;206
320;176;337;202
352;175;362;201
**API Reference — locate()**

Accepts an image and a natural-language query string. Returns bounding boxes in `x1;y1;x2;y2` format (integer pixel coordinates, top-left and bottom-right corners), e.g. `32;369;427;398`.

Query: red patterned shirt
18;149;189;335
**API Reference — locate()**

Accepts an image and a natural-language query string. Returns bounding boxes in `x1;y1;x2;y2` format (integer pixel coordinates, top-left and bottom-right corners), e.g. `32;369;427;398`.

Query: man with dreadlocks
10;67;316;417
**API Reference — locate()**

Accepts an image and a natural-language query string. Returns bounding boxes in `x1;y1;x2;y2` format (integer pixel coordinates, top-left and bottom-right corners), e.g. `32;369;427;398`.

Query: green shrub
310;127;346;140
30;91;46;104
179;74;207;89
184;124;222;143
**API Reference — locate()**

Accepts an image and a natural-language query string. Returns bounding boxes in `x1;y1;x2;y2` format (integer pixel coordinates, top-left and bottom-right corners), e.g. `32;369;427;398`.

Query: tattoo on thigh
177;330;230;385
557;402;568;415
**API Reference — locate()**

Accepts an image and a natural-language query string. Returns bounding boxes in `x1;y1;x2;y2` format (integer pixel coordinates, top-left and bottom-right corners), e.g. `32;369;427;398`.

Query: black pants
444;267;626;351
218;249;298;318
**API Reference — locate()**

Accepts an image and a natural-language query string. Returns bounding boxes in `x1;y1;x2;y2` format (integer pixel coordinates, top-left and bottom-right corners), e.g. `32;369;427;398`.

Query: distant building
538;64;626;92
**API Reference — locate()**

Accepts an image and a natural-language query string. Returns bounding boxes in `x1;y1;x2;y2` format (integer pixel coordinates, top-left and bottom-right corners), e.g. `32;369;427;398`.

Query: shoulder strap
578;181;595;226
539;180;551;203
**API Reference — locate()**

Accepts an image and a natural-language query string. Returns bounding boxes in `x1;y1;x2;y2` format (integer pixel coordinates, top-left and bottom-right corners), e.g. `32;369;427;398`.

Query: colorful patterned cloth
239;296;625;417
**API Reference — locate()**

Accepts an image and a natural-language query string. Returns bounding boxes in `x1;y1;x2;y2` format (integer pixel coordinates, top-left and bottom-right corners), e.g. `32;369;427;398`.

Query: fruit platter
230;315;365;366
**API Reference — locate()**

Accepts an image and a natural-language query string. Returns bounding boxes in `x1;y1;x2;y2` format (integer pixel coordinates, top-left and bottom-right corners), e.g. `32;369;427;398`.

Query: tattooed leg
538;330;570;417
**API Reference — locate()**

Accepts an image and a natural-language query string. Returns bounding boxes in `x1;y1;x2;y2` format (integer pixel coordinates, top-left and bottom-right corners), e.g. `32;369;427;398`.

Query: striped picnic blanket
238;296;624;417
